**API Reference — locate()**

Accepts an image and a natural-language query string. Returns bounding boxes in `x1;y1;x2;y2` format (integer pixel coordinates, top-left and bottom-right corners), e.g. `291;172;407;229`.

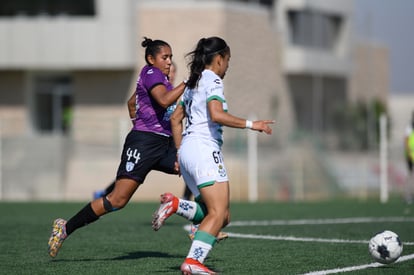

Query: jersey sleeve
143;67;166;92
206;77;225;103
178;94;185;107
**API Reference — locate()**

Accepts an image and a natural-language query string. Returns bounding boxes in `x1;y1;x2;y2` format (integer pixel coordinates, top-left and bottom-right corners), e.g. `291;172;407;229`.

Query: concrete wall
350;43;389;103
0;0;136;69
137;0;295;145
0;0;393;202
275;0;353;76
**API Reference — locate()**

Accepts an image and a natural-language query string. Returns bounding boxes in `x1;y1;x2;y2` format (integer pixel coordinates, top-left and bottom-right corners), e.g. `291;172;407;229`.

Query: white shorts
178;136;228;198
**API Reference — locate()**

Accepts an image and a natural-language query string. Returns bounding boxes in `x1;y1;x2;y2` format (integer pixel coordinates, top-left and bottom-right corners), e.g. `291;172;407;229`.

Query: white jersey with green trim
181;69;228;146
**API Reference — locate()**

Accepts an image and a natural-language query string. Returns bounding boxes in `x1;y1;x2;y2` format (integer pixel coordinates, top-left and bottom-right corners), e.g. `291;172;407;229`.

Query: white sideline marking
225;232;414;246
225;232;414;274
228;217;414;227
301;254;414;275
227;232;367;244
183;217;414;274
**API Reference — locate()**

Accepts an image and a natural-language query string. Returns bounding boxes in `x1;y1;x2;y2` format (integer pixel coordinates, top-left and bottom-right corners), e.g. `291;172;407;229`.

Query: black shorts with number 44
116;130;178;184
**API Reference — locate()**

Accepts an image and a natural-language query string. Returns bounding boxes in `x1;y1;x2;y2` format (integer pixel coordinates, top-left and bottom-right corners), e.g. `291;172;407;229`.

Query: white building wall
0;0;394;201
275;0;353;76
0;0;136;69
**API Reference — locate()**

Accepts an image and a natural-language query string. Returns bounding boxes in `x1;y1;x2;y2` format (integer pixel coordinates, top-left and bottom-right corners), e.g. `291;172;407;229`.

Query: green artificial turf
0;198;413;274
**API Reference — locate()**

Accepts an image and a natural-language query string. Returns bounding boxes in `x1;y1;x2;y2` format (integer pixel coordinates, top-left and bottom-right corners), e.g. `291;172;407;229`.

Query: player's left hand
253;120;275;134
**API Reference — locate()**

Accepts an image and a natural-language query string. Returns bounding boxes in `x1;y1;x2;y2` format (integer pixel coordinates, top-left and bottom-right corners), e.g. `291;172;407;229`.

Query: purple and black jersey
132;65;175;136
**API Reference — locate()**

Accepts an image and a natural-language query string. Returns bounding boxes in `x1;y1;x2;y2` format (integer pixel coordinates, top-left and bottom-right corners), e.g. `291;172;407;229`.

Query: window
228;0;274;8
288;74;346;132
0;0;95;17
288;9;342;50
32;75;73;134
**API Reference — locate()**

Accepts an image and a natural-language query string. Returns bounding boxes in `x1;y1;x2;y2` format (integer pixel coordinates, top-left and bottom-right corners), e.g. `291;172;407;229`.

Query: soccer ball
368;230;403;264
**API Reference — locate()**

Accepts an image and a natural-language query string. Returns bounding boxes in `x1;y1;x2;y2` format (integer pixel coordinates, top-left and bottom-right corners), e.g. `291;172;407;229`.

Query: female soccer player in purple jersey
93;61;193;200
47;37;187;258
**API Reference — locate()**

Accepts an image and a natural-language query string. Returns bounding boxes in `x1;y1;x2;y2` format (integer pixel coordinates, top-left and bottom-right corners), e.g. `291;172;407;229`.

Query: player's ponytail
186;37;229;89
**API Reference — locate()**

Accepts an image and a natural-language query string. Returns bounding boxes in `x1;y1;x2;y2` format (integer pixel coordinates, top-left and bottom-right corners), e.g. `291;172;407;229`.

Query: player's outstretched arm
208;100;274;134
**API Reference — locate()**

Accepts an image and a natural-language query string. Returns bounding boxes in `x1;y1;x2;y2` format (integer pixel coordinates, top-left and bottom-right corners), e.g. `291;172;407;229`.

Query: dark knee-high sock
65;203;99;236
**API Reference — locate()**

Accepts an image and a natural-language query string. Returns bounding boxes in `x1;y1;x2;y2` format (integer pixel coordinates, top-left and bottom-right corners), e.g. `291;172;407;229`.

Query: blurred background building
0;0;409;202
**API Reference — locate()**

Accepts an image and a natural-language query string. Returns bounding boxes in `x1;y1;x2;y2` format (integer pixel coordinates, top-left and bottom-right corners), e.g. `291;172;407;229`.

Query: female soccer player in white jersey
152;36;274;274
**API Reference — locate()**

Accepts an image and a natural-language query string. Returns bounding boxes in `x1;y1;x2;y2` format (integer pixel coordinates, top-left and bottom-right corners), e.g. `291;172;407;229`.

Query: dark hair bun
141;37;153;48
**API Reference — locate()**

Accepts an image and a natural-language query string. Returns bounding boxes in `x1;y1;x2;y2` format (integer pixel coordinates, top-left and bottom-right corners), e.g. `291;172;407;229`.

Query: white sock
187;240;212;264
176;199;197;220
